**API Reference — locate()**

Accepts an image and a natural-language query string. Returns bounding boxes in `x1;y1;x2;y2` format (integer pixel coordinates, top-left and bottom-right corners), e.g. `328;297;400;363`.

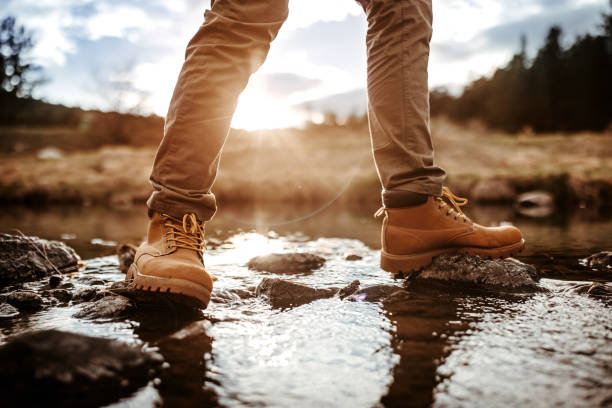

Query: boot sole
380;239;525;277
126;263;212;309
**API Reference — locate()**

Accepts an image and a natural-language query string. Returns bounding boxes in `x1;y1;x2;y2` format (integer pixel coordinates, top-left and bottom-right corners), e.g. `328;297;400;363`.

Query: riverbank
1;118;610;208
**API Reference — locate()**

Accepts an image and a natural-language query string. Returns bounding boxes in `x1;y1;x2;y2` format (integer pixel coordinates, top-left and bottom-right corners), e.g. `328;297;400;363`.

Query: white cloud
3;2;78;66
433;0;503;43
3;0;609;127
128;57;183;114
283;0;363;31
84;5;150;40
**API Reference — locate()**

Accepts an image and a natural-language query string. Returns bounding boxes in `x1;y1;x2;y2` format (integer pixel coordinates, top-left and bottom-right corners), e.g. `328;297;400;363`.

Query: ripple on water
205;236;399;407
434;279;612;407
208;299;398;407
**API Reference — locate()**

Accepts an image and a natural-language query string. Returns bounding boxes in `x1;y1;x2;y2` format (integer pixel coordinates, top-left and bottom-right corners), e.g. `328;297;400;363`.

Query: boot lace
162;213;206;257
373;187;471;222
436;187;470;223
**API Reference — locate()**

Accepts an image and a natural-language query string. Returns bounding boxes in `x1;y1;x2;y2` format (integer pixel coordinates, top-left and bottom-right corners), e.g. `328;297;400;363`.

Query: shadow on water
380;292;459;407
130;305;220;407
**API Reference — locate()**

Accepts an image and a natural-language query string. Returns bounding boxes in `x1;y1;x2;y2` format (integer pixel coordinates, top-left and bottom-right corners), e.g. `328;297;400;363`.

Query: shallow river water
1;203;611;407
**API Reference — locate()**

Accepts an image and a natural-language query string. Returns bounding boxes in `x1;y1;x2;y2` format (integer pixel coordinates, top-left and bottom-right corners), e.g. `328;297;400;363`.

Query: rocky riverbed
0;232;611;407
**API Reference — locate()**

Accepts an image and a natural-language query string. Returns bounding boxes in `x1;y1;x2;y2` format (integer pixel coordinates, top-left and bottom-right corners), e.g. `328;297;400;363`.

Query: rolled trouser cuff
382;180;444;208
382;189;428;208
147;187;217;222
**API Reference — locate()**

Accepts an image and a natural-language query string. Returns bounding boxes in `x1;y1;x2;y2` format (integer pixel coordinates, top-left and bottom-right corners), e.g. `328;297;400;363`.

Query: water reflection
433;282;612;407
133;311;218;406
1;202;610;261
380;293;459;407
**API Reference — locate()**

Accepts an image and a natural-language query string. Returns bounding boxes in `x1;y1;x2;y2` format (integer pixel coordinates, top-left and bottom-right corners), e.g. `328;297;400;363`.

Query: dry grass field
0;118;610;207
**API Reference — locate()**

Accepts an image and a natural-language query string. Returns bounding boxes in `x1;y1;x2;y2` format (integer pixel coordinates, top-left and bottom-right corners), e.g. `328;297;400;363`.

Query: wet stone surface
46;288;73;303
73;294;133;319
248;252;325;274
72;286;98;303
6;290;44;311
117;243;137;274
413;254;541;292
0;302;19;318
0;329;162;408
345;254;363;261
0;233;81;284
49;274;63;288
255;277;337;308
584;250;612;271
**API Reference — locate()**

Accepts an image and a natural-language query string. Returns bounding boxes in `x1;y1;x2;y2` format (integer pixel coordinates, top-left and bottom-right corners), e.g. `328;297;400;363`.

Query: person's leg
127;0;288;307
147;0;289;221
365;0;445;208
366;0;524;275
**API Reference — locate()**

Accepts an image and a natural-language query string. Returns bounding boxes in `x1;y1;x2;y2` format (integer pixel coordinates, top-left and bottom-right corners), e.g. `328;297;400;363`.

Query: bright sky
2;0;609;129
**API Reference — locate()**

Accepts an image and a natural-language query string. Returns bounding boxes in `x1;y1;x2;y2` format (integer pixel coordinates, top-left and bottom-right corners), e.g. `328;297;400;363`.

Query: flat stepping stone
0;329;162;407
412;254;541;292
0;233;81;285
248;253;325;274
73;295;133;319
255;278;336;308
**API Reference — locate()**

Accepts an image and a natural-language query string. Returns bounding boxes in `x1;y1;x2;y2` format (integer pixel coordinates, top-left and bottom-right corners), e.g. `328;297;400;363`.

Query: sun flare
231;91;305;131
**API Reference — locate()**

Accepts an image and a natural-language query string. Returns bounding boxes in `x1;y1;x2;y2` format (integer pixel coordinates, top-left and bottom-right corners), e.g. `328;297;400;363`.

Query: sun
231;90;304;131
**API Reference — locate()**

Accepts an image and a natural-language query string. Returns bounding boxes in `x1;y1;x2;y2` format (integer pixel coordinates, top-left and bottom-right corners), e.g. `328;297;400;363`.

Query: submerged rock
352;285;406;302
569;282;612;299
412;254;541;292
117;243;137;274
248;253;325;274
381;289;412;304
212;288;254;304
0;302;19;318
337;280;360;299
584;251;612;271
0;233;81;285
6;290;44;311
0;329;162;408
72;286;98;303
73;295;133;319
49;274;63;288
345;254;363;261
471;179;516;203
48;288;72;303
255;278;410;308
515;191;554;217
255;278;336;308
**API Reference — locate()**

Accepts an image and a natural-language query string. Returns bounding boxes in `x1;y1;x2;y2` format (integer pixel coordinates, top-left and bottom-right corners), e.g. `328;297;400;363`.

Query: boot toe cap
139;256;214;291
487;225;523;248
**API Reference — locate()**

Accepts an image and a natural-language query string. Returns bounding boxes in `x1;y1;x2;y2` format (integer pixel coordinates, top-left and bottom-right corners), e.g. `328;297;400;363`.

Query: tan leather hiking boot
126;212;214;308
378;187;525;275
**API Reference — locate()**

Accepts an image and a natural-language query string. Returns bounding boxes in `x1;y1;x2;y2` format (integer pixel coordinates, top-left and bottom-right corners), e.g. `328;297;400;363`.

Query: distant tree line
0;16;163;151
431;5;612;133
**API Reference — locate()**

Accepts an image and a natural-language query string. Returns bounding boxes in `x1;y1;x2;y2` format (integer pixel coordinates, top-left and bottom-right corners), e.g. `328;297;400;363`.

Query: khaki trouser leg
366;0;446;205
147;0;288;221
